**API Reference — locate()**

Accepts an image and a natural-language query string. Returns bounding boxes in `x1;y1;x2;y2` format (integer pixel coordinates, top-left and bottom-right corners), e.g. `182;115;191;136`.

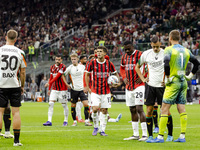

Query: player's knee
136;106;144;114
146;110;153;116
61;103;67;107
4;107;11;114
71;103;76;107
49;101;54;107
129;106;136;114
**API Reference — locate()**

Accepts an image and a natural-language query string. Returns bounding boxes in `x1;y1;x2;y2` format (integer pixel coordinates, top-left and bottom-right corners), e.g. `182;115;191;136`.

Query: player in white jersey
0;30;26;146
76;55;87;123
135;35;173;142
62;53;92;126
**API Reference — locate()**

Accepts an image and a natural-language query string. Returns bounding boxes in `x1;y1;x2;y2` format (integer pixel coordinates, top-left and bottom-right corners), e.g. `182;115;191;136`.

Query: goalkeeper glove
185;72;194;81
165;76;174;86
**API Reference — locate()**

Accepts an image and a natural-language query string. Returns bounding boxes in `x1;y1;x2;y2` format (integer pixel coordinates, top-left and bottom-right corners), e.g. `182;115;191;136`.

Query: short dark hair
55;54;62;58
151;35;159;43
123;40;133;46
97;46;108;53
80;55;87;60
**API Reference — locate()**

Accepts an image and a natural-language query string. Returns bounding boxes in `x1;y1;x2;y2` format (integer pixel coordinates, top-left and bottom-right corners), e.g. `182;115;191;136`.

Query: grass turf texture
0;102;200;150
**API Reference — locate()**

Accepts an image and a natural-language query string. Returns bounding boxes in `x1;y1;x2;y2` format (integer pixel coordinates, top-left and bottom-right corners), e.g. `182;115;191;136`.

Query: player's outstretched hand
45;83;49;88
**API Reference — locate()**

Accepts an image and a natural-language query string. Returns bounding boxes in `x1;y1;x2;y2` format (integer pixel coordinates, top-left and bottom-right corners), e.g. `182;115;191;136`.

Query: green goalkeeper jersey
164;44;193;79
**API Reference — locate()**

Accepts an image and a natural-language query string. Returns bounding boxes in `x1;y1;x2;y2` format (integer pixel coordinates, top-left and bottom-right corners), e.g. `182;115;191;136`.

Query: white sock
108;118;116;122
180;133;185;139
141;122;147;137
76;102;82;120
132;122;139;136
48;102;54;122
62;103;69;122
85;119;89;123
5;131;10;135
100;113;107;132
89;106;93;114
99;112;102;131
92;112;99;128
158;134;164;139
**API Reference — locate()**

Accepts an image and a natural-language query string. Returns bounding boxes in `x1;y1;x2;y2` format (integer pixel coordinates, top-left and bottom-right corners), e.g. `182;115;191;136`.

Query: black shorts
70;89;87;104
144;84;164;106
0;87;21;107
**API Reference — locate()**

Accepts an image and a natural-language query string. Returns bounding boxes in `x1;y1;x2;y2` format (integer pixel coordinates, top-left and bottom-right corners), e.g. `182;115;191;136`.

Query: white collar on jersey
55;63;62;67
132;50;136;55
96;59;106;64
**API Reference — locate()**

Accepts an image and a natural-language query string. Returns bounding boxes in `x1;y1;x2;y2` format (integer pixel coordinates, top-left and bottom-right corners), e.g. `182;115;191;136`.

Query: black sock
3;114;11;132
71;107;76;121
84;106;89;120
146;117;153;136
167;115;173;136
13;129;20;143
153;106;158;128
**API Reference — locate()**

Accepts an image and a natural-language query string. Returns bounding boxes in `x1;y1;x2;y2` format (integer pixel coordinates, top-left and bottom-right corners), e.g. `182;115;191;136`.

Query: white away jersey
64;64;85;91
138;48;164;87
0;45;27;88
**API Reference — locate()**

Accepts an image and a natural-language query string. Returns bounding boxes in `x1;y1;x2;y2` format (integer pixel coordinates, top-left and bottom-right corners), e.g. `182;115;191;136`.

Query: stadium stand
1;0;200;101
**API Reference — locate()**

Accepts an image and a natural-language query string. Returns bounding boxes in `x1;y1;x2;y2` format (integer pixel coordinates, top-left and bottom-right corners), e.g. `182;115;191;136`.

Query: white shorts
91;92;111;108
88;92;92;106
49;90;68;103
126;86;145;106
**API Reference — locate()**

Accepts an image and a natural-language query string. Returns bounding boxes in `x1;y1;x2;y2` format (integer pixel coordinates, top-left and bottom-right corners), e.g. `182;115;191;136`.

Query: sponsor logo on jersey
125;64;135;70
2;73;15;78
94;72;109;78
149;60;163;68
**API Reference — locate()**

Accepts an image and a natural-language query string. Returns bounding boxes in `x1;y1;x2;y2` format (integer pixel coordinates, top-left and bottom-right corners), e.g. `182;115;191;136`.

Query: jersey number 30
1;55;18;71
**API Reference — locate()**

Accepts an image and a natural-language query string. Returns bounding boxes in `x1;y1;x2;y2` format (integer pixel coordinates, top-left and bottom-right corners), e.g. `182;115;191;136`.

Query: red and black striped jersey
86;59;117;94
120;50;145;90
49;63;67;91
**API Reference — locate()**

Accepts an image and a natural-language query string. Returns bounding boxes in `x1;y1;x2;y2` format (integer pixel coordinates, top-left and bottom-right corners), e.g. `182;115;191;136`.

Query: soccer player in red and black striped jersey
85;46;120;136
120;41;147;141
43;55;69;127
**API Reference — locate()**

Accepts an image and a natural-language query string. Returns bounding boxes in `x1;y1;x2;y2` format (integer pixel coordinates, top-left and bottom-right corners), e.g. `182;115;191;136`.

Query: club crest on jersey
2;73;15;78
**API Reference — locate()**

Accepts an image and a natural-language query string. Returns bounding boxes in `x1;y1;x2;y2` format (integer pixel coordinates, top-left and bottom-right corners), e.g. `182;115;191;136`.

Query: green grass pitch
0;102;200;150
